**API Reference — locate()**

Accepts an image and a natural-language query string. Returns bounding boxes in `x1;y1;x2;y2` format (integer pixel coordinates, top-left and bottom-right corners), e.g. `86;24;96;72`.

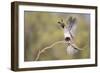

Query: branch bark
34;40;67;61
34;40;83;61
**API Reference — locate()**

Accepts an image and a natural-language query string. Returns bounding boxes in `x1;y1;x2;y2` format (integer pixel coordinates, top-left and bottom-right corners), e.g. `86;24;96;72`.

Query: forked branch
34;40;83;61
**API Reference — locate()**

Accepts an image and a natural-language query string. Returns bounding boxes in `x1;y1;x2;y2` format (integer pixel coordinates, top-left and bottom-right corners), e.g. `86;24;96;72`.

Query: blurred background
24;11;90;61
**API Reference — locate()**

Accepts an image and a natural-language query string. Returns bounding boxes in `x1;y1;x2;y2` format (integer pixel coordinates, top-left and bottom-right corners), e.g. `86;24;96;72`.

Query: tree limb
34;40;67;61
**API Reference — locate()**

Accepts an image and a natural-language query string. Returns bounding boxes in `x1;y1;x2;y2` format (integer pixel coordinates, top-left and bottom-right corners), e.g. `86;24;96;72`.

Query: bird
58;16;82;57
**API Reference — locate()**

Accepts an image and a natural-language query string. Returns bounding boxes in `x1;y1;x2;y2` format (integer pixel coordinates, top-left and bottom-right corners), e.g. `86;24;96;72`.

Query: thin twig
34;41;67;61
69;43;83;51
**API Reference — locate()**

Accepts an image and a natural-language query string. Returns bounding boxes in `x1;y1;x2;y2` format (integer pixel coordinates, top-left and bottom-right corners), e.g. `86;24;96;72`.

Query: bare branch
34;40;67;61
34;40;83;61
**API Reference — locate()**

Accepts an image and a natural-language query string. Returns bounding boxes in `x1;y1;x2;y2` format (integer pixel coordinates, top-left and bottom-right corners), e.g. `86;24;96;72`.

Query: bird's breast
66;45;78;56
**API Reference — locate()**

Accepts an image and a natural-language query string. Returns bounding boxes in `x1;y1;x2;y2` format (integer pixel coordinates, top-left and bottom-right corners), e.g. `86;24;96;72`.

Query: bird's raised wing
65;16;77;37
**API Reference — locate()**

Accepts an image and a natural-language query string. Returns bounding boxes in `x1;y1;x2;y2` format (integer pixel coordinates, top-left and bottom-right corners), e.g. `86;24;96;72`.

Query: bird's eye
65;37;71;41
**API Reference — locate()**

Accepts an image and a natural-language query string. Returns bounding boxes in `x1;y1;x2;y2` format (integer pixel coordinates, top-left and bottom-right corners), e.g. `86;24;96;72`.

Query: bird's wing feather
66;16;77;36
